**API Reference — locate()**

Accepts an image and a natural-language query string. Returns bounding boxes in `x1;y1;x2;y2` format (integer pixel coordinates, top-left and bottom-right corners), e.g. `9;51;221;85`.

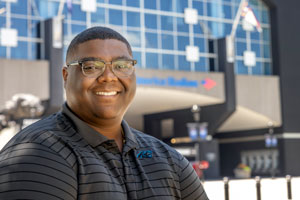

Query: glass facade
0;0;272;75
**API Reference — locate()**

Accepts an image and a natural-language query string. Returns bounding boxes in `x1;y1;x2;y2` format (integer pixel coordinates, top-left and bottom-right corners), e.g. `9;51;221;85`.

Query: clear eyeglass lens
81;60;134;77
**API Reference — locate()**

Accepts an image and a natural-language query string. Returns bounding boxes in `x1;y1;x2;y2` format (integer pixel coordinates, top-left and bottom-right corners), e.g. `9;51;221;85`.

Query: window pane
193;1;203;16
263;44;271;58
177;17;188;33
236;60;248;75
0;46;6;58
127;12;140;27
11;0;27;15
126;31;141;48
176;0;188;13
262;10;269;24
195;57;207;72
109;9;123;25
145;32;158;48
161;16;173;31
251;31;260;40
126;0;139;7
236;25;246;39
132;51;141;68
146;53;159;69
194;24;203;34
252;62;262;75
207;21;226;38
11;41;28;59
144;0;156;9
251;43;261;57
145;14;157;29
223;4;231;19
263;62;272;75
109;0;122;5
236;41;247;56
162;54;175;70
11;18;27;37
160;0;173;11
161;34;174;50
177;36;189;51
178;55;190;71
91;7;105;24
194;37;205;52
262;28;270;41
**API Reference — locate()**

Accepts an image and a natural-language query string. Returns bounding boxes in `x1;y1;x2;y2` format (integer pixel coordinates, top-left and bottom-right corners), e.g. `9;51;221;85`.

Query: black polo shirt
0;104;209;200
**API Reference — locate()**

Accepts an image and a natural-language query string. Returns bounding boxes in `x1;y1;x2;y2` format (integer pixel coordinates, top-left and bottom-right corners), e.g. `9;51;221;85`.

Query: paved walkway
203;177;300;200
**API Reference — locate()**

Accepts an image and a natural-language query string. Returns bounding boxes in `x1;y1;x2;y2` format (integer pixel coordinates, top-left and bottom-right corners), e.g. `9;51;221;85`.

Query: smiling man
0;27;209;200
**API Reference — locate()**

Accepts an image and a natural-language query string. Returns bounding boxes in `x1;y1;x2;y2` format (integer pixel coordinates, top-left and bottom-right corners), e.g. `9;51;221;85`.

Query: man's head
63;26;136;125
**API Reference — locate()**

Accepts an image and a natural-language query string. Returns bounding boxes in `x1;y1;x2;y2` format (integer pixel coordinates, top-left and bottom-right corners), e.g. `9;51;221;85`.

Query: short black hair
66;26;132;62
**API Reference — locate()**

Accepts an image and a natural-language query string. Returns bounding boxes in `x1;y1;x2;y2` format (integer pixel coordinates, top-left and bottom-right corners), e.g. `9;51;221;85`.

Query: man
0;27;209;200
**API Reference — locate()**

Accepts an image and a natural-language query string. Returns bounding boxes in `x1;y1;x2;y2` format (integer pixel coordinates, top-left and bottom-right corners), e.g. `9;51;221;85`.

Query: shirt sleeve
179;156;209;200
0;142;77;200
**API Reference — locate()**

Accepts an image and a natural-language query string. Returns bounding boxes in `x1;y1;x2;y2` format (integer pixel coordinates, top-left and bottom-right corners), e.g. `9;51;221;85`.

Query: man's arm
179;157;209;200
0;142;77;200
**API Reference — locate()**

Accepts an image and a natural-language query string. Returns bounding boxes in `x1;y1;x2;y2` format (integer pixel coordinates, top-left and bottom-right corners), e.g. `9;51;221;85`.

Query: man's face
63;39;136;124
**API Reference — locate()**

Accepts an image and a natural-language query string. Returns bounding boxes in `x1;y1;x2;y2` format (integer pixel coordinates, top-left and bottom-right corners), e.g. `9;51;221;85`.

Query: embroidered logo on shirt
137;150;152;158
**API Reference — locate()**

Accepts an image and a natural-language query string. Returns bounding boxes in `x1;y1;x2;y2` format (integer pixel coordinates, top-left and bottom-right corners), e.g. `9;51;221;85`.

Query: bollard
255;176;261;200
223;177;229;200
286;175;292;200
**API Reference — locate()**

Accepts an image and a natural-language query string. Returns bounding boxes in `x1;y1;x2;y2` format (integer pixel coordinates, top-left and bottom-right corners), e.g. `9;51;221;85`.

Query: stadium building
0;0;299;178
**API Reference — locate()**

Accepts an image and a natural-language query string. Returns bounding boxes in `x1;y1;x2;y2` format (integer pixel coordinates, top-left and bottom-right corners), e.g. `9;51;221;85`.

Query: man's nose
97;64;118;82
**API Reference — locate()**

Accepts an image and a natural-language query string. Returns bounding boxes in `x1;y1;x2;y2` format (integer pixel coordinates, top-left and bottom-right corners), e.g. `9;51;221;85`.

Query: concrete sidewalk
203;177;300;200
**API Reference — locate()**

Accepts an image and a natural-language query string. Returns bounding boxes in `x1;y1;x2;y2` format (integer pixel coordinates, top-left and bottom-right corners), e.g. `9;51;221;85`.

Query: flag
66;0;72;14
241;2;262;32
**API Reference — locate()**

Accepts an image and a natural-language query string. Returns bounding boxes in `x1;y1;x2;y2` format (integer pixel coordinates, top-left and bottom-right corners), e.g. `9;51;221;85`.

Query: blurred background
0;0;300;184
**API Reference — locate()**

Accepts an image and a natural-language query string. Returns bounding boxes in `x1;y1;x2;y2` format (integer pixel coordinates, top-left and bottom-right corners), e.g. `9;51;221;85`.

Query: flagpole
230;0;248;39
57;0;66;18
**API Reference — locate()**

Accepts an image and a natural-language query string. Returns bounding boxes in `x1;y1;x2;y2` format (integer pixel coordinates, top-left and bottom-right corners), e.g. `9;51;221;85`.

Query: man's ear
62;67;68;87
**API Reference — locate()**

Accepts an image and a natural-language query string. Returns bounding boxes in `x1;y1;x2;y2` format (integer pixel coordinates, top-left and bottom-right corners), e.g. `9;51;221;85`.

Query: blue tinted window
161;34;174;50
132;51;141;68
70;4;86;21
207;2;222;18
161;0;173;11
251;43;261;57
109;0;122;5
193;1;203;15
177;17;188;33
127;31;141;48
127;12;140;27
97;0;104;2
194;24;203;34
177;36;189;51
223;4;231;19
176;0;188;13
262;10;269;24
236;41;246;56
194;37;205;52
264;62;272;75
252;62;262;75
145;32;158;48
126;0;139;7
0;46;6;58
195;57;207;72
11;0;27;15
178;56;190;71
109;9;123;25
144;0;156;9
236;60;248;75
224;23;232;35
251;31;260;40
30;42;38;60
91;7;105;24
11;18;27;37
262;28;270;41
37;0;60;19
161;16;173;31
71;24;86;36
145;14;157;29
146;53;159;69
11;41;28;59
263;44;271;58
207;21;226;38
162;54;175;70
236;25;246;39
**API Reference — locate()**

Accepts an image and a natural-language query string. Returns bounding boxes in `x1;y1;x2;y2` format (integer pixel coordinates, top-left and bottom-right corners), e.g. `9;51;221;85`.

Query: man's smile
95;91;118;96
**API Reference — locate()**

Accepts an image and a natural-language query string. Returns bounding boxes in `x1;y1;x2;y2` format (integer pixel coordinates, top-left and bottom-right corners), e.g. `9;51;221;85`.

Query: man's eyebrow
80;56;132;61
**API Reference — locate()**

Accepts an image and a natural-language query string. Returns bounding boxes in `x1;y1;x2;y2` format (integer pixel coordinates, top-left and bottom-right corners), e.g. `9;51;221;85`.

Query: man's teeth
96;91;117;96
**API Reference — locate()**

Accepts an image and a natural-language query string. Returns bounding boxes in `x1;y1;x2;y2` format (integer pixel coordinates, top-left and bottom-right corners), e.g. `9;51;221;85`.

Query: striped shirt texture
0;104;209;200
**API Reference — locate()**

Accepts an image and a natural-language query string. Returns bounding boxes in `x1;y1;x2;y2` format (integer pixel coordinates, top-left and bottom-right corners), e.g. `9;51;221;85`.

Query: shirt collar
62;103;139;151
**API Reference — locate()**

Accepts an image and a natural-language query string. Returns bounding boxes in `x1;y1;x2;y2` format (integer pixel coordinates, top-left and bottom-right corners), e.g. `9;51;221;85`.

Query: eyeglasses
67;57;137;78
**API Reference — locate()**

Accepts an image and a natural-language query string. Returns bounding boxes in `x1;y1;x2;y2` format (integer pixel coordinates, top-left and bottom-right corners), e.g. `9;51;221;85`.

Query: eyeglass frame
66;57;137;78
